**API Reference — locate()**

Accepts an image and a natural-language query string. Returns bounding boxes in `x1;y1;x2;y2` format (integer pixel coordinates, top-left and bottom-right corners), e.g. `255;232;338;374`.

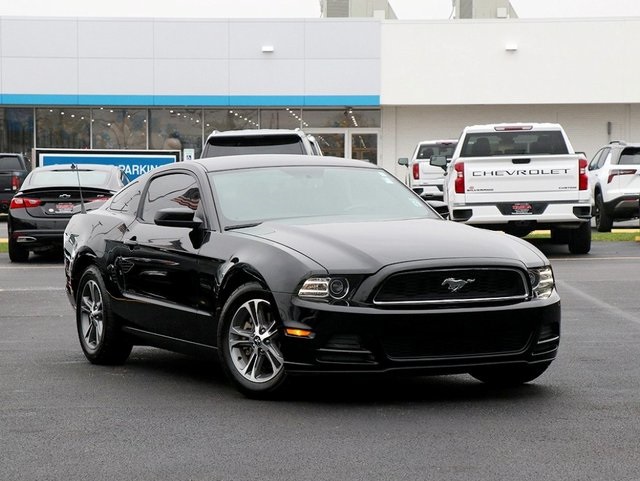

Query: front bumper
277;293;560;375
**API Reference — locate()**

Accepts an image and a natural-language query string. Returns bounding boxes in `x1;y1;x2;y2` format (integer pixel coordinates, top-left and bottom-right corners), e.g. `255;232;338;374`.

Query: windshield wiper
224;222;263;231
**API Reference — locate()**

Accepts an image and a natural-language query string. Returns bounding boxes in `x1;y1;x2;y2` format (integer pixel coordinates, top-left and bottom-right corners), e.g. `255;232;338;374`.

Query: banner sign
35;149;181;180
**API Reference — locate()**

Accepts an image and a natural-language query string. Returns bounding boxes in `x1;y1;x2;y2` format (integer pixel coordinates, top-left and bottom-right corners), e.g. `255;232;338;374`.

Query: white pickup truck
439;123;592;254
397;139;457;200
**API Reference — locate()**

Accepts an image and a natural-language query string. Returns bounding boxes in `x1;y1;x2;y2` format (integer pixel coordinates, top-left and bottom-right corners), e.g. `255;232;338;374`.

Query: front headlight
298;276;350;300
528;266;555;299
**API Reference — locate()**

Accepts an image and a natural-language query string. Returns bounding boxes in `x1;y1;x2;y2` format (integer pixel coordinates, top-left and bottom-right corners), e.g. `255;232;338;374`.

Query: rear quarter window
618;147;640;165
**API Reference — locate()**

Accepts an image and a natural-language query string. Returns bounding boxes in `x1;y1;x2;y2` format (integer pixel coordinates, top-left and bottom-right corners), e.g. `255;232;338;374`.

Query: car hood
237;218;547;273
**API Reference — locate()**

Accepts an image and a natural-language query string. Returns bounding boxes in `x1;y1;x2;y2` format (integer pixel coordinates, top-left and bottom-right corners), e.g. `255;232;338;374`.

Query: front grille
381;314;534;359
373;268;528;305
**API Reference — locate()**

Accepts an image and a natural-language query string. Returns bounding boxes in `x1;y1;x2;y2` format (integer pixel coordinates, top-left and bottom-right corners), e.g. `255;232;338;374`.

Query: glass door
307;128;380;164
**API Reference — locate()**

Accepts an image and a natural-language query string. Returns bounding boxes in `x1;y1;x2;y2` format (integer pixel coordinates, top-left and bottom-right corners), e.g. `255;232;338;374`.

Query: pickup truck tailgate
462;154;581;200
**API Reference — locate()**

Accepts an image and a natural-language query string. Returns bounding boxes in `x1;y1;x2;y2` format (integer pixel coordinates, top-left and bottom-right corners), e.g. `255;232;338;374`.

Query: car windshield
0;155;23;170
209;165;438;225
416;143;456;159
28;169;110;187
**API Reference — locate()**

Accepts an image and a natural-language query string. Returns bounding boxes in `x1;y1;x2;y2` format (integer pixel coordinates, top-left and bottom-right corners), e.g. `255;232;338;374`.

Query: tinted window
209;166;438;225
108;181;141;213
141;173;200;223
0;155;23;170
461;131;569;157
588;148;605;171
28;169;111;187
619;147;640;165
416;143;457;159
204;134;305;157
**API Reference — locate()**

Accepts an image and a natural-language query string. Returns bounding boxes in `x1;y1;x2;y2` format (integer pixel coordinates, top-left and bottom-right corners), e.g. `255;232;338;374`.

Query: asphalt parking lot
1;218;639;481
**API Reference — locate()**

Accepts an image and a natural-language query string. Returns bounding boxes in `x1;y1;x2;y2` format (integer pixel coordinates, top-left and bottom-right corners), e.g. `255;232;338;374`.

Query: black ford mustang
63;154;560;397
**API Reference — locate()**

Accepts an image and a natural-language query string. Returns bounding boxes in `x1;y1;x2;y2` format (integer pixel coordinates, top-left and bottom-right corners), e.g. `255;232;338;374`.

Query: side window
598;149;611;169
588;149;604;171
140;172;201;223
108;181;141;214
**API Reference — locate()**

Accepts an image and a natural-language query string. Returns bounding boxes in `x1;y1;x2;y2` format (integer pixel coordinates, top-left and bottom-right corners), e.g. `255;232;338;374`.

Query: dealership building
1;0;639;179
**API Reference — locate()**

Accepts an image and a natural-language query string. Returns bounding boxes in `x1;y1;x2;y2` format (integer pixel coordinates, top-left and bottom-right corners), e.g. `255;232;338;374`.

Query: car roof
205;129;307;139
196;154;377;172
463;122;563;132
418;139;458;145
31;163;120;172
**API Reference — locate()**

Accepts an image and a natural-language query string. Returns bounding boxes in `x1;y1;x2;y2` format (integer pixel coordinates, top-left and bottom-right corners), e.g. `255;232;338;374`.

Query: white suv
201;129;322;158
588;141;640;232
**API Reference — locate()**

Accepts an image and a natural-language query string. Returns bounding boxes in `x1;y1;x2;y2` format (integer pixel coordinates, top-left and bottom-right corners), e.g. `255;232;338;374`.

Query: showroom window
301;109;380;128
260;108;302;129
92;108;147;150
149;109;203;158
204;109;259;133
36;108;90;149
0;108;34;159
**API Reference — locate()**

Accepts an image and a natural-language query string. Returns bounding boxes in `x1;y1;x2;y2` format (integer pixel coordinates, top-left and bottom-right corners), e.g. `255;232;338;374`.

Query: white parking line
556;280;640;326
0;287;65;292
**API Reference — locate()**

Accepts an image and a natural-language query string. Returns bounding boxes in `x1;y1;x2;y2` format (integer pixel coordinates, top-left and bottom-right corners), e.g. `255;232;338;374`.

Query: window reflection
36;108;90;149
260;108;301;129
92;108;147;149
204;109;259;133
301;109;380;128
149;109;203;158
0;108;34;158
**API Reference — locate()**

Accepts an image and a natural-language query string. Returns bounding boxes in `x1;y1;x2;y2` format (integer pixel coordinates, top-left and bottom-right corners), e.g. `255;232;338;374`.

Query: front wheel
470;362;551;386
76;266;132;365
218;283;287;398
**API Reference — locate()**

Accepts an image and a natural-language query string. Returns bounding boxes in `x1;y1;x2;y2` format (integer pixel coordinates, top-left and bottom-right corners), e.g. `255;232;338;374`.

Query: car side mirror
430;155;448;170
397;157;409;167
154;207;202;229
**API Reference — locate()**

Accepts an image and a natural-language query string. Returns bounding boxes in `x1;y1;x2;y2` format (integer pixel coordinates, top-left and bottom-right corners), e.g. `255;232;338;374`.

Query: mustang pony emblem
442;278;475;292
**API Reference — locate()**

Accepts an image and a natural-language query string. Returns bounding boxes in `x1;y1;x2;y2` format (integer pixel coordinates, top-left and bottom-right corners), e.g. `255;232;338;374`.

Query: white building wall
381;18;640;105
0;17;380;102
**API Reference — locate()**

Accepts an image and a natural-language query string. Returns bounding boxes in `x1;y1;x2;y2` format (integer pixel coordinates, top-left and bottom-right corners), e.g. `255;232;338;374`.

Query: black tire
8;240;29;263
76;265;132;365
568;222;591;254
470;362;551;386
218;282;287;398
595;193;613;232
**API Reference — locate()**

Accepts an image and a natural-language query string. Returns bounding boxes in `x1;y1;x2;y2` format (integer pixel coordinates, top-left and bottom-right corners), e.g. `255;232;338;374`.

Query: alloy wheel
228;298;284;383
79;279;104;351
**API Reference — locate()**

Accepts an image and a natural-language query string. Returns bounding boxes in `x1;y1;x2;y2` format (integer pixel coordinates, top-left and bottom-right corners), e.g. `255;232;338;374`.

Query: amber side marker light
285;328;314;338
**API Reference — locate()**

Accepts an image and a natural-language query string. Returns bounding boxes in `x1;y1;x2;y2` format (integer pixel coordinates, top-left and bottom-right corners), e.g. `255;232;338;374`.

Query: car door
115;170;205;341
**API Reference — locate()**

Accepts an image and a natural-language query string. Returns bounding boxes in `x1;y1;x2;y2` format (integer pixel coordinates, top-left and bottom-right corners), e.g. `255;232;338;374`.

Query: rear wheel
218;282;287;398
568;222;591;254
594;193;613;232
8;240;29;263
76;266;132;365
470;362;551;386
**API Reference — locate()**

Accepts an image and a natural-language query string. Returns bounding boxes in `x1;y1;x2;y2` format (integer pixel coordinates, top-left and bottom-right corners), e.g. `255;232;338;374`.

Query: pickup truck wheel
595;193;613;232
568;222;591;255
470;362;551;386
8;240;29;263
